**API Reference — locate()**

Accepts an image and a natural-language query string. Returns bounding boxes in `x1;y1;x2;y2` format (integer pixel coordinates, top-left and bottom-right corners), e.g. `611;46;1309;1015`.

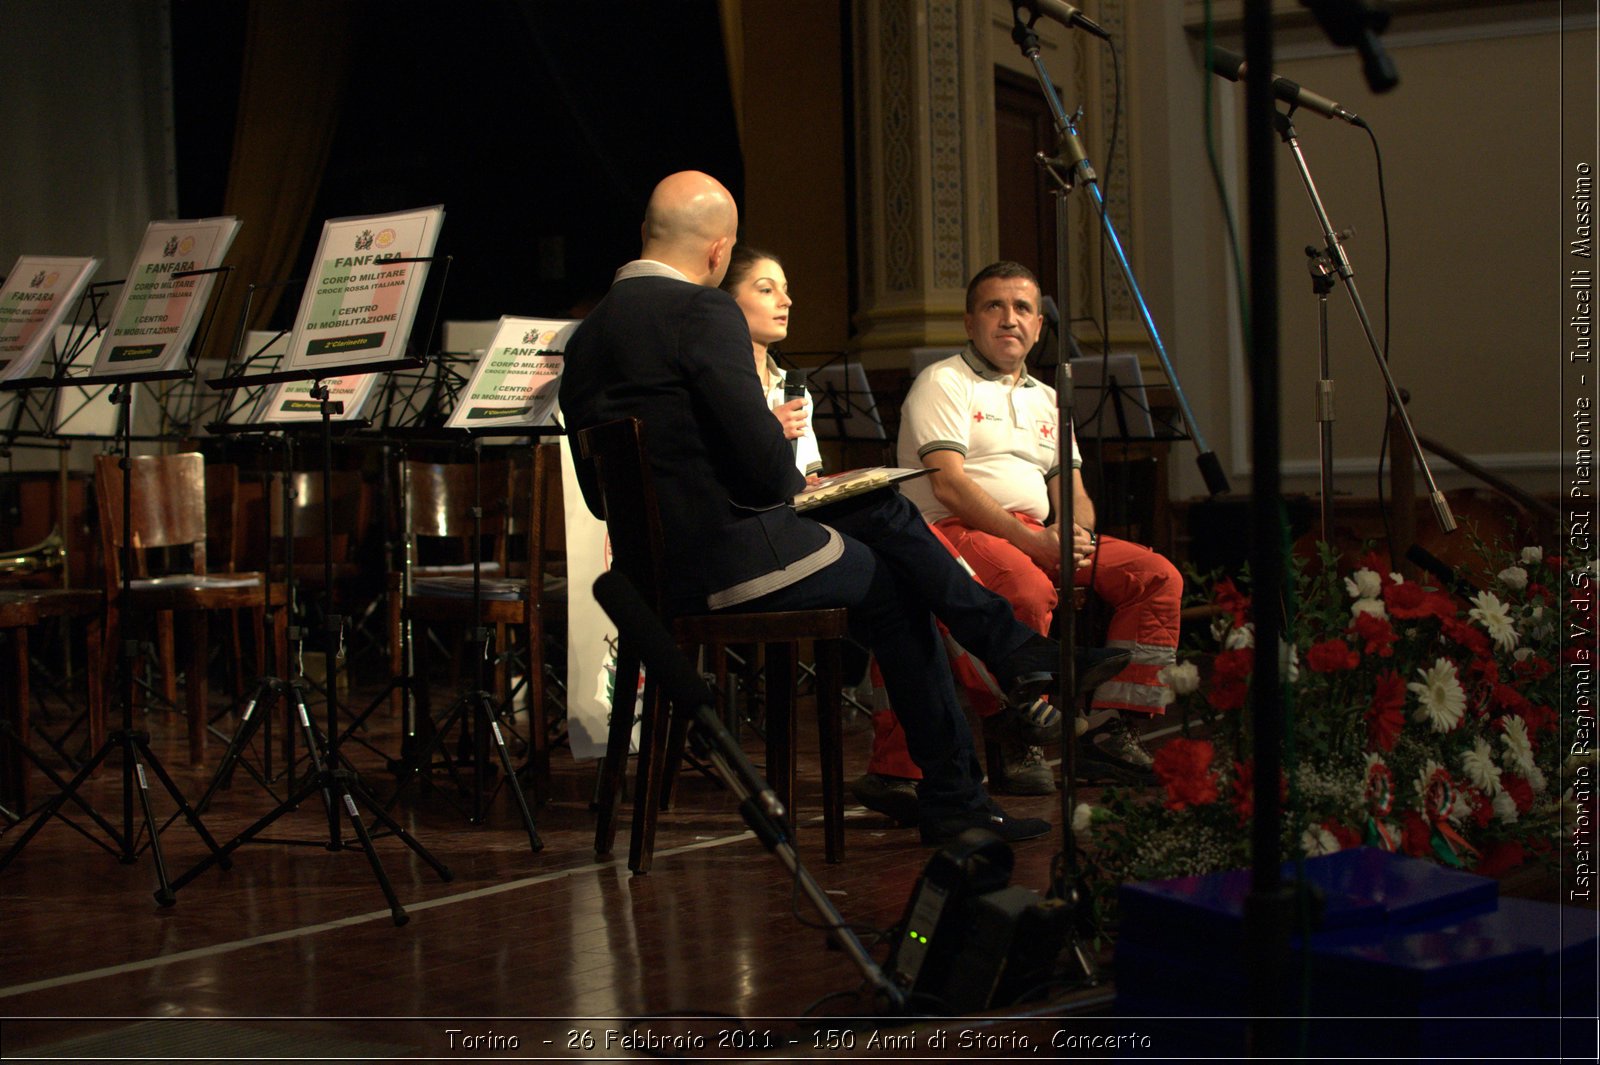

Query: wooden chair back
92;452;208;588
271;469;372;564
572;419;664;609
401;458;513;571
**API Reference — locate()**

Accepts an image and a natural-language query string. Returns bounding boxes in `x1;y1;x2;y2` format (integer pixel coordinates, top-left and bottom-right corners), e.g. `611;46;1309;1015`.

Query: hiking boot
1076;714;1156;785
850;772;920;827
983;716;1057;795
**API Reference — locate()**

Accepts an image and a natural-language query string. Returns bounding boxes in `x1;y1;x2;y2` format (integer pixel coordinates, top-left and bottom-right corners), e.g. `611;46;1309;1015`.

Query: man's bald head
640;171;739;286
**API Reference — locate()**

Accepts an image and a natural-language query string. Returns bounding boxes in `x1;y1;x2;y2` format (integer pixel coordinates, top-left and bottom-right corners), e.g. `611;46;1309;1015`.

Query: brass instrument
0;526;67;576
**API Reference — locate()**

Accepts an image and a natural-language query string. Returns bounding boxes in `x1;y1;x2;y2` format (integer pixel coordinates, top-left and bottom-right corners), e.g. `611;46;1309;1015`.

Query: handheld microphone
783;369;806;402
783;370;806;459
1207;45;1364;126
1012;0;1110;41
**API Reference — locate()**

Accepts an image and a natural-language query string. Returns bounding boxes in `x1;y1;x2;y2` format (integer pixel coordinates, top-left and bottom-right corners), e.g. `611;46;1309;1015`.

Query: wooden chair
92;452;287;764
0;593;40;815
575;417;849;873
387;446;556;796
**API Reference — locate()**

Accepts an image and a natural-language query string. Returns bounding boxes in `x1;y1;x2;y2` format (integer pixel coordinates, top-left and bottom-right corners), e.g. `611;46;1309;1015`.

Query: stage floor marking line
0;830;755;1001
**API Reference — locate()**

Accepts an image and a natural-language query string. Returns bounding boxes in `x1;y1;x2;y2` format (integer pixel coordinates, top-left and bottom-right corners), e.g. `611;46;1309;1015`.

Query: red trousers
866;514;1181;780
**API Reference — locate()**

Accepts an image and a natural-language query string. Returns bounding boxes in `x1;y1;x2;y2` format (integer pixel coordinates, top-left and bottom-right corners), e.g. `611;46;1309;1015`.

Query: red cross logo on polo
1039;423;1054;439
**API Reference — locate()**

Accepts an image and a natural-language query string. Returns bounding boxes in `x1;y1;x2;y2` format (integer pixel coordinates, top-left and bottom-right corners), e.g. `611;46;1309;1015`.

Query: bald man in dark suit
561;171;1118;843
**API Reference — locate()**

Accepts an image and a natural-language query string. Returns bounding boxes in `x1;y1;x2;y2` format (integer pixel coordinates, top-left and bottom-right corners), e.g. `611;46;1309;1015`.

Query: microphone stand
1012;10;1230;500
1273;108;1455;536
591;570;907;1014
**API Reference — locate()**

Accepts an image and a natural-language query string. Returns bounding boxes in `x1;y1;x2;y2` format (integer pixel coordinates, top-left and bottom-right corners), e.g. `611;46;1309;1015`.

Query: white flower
1210;615;1232;643
1351;597;1388;620
1460;738;1502;795
1345;569;1383;600
1409;658;1466;732
1413;759;1445;805
1513;647;1536;663
1160;661;1201;695
1226;623;1255;650
1521;546;1543;565
1492;789;1520;823
1500;714;1535;775
1528;765;1547;793
1468;591;1519;652
1390;572;1405;585
1072;802;1095;834
1496;565;1528;591
1301;824;1341;857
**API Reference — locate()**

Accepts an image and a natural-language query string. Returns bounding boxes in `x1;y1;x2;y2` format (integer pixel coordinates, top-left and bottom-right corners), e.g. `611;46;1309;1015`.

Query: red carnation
1327;821;1362;850
1501;773;1535;815
1512;655;1553;682
1207;648;1253;712
1153;738;1219;812
1520;702;1557;737
1385;580;1455;620
1350;612;1398;658
1366;670;1406;752
1491;683;1533;716
1213;576;1251;626
1400;811;1432;857
1474;840;1527;878
1440;616;1492;657
1354;550;1394;577
1307;637;1360;673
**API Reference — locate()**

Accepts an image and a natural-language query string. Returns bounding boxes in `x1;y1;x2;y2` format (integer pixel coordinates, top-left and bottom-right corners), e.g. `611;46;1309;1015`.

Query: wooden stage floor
0;681;1131;1062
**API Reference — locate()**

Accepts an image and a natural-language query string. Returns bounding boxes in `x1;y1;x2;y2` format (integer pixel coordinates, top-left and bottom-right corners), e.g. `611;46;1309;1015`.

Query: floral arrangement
1078;538;1581;924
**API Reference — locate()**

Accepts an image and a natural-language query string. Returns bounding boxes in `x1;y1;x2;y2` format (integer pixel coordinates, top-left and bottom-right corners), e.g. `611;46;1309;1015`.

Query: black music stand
0;345;228;904
169;263;456;923
378;424;546;855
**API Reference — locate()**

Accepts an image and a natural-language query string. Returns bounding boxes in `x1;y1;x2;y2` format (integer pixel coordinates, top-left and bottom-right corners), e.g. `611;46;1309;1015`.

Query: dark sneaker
850;772;920;827
1076;715;1156;785
920;798;1051;845
993;696;1063;747
983;715;1056;795
993;637;1132;705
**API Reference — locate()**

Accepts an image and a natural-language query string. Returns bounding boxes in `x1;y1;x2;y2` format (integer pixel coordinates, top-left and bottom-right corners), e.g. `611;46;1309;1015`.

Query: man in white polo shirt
896;260;1181;782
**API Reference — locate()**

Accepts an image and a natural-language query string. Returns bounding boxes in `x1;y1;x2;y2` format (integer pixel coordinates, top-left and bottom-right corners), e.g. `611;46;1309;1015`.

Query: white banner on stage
282;205;444;373
560;424;641;761
0;255;100;382
90;216;241;377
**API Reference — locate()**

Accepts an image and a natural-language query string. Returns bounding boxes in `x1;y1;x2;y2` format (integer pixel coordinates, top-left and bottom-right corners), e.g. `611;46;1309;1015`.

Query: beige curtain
212;0;353;354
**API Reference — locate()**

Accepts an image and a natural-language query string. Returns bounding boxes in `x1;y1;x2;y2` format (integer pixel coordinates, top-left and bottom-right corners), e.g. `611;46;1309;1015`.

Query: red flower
1467;787;1494;828
1501;773;1535;815
1384;581;1454;620
1520;702;1557;737
1153;738;1219;811
1229;758;1287;823
1440;617;1491;657
1208;648;1253;712
1474;840;1527;878
1512;655;1553;682
1366;670;1406;752
1491;683;1533;716
1307;638;1360;673
1327;821;1363;850
1354;550;1394;577
1400;811;1432;857
1213;576;1251;626
1349;612;1398;658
